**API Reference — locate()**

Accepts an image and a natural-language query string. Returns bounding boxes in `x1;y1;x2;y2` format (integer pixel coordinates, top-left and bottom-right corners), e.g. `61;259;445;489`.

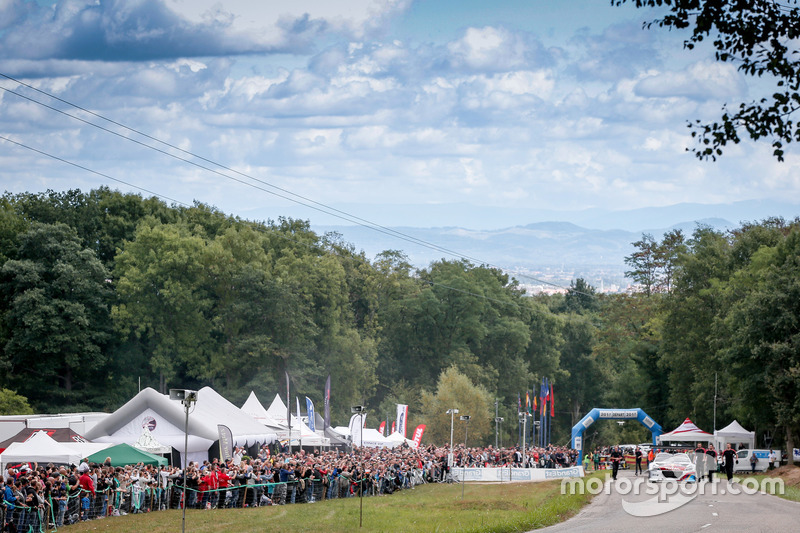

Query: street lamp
460;415;470;499
351;406;366;528
495;417;504;449
170;389;198;533
446;408;459;470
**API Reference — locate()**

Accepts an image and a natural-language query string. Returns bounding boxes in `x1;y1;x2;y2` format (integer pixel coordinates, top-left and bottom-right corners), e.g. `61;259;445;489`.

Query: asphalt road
534;469;800;533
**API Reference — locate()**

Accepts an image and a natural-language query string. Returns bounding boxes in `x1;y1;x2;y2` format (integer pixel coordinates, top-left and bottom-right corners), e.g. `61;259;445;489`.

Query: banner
378;421;386;435
396;404;408;438
391;421;396;433
411;424;426;449
296;396;302;427
324;374;331;429
218;425;234;462
285;371;291;434
349;412;366;446
306;397;316;432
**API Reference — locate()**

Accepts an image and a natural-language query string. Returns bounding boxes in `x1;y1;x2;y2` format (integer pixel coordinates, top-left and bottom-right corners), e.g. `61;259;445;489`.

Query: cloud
0;0;412;62
446;26;551;73
634;60;746;101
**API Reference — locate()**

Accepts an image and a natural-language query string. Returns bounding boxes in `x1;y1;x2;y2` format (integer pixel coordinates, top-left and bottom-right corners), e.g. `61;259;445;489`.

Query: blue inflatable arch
571;408;663;461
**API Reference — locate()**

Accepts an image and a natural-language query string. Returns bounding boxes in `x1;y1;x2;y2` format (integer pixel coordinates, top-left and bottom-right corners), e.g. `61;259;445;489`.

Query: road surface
534;469;800;533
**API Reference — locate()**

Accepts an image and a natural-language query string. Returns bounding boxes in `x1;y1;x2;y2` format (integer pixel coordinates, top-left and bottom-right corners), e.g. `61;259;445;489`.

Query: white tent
657;418;714;445
84;387;277;467
0;431;82;469
715;420;755;450
385;431;415;448
262;394;325;445
241;392;285;431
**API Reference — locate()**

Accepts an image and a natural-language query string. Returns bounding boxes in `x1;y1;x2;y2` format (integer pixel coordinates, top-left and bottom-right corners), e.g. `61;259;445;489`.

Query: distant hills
309;200;800;292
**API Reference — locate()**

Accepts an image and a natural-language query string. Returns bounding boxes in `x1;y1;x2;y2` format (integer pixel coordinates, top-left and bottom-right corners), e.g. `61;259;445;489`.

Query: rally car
647;452;697;482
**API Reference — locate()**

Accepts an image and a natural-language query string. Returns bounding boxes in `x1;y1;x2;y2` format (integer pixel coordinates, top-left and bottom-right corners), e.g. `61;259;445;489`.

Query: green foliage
614;0;800;161
1;187;798;453
420;367;493;446
0;388;34;415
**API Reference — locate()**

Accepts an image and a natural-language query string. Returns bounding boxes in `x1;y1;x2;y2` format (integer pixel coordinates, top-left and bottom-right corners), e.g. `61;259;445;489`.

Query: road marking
701;524;712;529
712;512;718;517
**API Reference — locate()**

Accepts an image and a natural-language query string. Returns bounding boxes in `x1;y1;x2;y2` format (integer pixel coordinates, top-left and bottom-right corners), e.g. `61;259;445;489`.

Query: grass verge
60;474;604;533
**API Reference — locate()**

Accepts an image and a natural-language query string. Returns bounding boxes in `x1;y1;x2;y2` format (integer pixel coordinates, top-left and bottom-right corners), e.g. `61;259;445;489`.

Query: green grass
60;475;603;533
739;473;800;503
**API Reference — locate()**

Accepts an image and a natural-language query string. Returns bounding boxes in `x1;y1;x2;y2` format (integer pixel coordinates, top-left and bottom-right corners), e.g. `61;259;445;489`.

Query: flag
391;421;396;433
349;413;366;445
378;421;386;435
550;382;555;417
411;424;426;449
324;374;331;429
533;394;538;412
518;393;522;414
396;404;409;438
218;425;233;462
540;378;546;416
296;397;302;430
525;391;531;414
285;371;291;433
306;397;316;432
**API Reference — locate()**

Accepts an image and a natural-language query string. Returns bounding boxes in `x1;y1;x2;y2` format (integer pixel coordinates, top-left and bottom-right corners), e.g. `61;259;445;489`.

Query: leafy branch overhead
614;0;800;160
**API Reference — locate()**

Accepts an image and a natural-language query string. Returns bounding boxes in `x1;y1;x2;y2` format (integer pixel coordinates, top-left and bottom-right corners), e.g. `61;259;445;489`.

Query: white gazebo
714;420;755;450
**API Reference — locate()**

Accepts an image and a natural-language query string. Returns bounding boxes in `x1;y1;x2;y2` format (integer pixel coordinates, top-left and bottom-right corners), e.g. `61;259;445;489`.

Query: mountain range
310;200;800;292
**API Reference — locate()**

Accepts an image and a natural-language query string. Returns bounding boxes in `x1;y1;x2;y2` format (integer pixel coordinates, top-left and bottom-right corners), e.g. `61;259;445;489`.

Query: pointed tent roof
714;419;755;449
716;420;753;437
657;417;713;443
265;394;317;438
84;387;277;457
0;428;88;451
242;392;285;429
0;430;82;468
87;442;167;467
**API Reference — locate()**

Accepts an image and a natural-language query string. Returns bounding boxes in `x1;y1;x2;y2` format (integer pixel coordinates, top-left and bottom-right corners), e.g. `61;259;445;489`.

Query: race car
647;452;697;482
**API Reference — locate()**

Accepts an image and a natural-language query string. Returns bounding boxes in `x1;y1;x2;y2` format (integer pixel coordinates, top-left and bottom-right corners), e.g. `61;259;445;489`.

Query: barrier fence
2;469;426;532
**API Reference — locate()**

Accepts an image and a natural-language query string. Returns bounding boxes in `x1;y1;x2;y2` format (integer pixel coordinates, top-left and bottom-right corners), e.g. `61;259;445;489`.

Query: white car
647;453;697;482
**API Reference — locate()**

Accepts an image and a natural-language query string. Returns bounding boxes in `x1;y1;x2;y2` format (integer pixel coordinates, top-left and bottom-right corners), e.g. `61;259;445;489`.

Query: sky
1;0;799;233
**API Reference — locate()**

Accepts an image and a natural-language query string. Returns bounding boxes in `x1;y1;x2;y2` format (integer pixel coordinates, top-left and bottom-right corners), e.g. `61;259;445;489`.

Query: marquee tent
241;392;285;431
87;442;167;467
657;418;713;445
715;420;755;450
84;387;277;467
385;431;415;448
0;427;88;453
263;394;326;445
0;431;83;469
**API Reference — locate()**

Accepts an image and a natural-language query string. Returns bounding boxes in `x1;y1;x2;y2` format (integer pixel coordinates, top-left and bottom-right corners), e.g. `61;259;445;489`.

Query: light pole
351;405;365;528
460;415;470;499
446;408;459;470
519;412;528;468
170;389;197;533
495;416;504;450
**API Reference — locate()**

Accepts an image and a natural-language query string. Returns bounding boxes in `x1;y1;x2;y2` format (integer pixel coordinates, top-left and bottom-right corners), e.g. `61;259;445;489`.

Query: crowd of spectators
1;442;579;531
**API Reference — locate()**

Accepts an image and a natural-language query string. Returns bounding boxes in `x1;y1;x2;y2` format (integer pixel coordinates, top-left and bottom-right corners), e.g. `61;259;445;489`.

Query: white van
734;449;778;473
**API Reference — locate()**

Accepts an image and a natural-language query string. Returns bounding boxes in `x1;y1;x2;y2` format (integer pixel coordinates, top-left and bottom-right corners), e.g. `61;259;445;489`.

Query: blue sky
1;0;798;232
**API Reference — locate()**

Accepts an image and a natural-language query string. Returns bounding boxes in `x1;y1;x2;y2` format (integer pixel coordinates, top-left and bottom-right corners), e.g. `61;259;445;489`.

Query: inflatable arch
571;408;663;460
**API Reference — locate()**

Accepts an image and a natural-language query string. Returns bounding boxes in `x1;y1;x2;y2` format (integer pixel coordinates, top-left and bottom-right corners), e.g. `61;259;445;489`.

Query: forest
0;188;798;454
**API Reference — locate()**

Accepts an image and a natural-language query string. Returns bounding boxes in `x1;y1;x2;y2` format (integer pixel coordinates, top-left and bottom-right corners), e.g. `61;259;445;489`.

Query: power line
0;71;589;295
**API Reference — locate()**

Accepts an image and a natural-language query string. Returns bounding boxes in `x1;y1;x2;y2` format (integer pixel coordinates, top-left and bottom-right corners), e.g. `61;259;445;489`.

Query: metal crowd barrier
2;469;428;531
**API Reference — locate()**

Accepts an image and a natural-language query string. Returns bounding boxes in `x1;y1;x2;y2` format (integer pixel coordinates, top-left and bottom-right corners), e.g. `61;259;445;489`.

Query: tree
419;367;493;446
112;220;213;392
0;223;113;408
0;388;34;415
625;233;659;295
615;0;800;160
